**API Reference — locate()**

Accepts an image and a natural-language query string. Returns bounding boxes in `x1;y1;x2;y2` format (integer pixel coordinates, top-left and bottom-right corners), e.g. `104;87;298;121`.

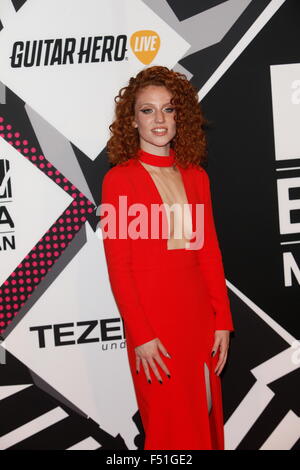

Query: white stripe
0;384;32;400
0;1;17;27
225;347;299;449
276;167;300;171
199;0;287;100
280;240;300;245
0;407;68;450
67;437;102;450
260;410;300;450
226;279;296;345
225;381;274;449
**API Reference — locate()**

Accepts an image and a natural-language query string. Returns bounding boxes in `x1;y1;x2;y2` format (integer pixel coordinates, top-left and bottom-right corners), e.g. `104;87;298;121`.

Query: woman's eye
140;107;175;114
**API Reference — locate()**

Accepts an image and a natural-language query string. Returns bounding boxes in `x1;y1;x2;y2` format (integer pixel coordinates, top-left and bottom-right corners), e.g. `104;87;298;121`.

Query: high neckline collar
137;147;176;167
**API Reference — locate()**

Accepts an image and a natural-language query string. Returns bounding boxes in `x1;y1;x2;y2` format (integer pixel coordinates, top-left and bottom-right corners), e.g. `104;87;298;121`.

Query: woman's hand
211;330;231;376
135;338;172;384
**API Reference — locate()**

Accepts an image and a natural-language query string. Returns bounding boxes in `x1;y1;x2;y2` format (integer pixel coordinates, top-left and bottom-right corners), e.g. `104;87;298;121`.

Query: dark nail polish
211;350;215;357
136;370;139;374
159;380;163;384
167;374;171;379
148;379;151;384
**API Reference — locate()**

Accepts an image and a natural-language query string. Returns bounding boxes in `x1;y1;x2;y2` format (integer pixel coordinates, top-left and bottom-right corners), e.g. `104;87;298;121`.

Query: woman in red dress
100;66;235;450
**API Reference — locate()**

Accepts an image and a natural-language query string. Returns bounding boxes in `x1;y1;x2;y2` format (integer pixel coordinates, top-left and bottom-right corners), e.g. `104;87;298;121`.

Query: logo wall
0;0;189;451
0;0;188;160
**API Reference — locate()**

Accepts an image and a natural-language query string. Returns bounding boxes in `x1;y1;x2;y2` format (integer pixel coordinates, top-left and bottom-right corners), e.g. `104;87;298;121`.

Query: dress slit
204;361;212;415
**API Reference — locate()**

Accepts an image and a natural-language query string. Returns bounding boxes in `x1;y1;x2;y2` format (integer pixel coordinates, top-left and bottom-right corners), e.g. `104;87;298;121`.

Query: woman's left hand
211;330;231;376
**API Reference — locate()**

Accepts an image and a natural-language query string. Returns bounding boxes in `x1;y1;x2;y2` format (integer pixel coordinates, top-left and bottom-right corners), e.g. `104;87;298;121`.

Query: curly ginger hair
107;65;208;169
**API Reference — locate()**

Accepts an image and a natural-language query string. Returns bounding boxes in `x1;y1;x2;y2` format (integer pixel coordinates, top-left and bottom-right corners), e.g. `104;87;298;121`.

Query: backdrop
0;0;299;451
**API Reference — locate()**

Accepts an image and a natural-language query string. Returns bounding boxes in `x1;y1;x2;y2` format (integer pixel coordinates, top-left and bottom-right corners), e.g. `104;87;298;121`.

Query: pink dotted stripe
0;115;95;334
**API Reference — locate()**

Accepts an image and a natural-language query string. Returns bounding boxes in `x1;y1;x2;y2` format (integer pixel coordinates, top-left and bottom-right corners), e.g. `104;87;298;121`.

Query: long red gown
100;147;235;450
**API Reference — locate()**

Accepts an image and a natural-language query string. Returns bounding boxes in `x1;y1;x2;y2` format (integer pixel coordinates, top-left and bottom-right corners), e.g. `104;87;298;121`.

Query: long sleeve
99;168;157;348
196;168;234;331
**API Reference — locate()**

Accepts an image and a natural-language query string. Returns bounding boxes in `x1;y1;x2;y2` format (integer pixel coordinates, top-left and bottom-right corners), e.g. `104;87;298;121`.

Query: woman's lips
151;128;168;136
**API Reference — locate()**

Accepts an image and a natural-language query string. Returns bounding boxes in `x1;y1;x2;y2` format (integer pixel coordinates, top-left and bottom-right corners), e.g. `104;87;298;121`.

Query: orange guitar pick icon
130;30;160;65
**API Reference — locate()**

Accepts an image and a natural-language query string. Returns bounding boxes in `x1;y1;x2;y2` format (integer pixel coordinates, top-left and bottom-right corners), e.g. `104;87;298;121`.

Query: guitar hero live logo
10;30;161;67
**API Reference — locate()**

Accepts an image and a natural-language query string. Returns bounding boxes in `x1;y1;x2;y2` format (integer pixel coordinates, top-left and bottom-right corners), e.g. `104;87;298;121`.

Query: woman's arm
195;167;235;331
100;168;157;348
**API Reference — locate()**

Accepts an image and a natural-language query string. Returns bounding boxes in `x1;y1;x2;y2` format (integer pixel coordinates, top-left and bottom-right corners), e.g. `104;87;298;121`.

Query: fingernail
136;370;139;374
159;380;163;384
211;350;215;357
167;374;171;379
148;379;151;384
167;352;172;358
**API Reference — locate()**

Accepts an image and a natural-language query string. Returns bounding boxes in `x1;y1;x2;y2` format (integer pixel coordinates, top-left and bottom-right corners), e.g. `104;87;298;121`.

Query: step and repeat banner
0;0;299;451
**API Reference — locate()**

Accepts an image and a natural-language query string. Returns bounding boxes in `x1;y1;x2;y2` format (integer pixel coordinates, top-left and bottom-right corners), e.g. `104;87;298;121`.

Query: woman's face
132;85;176;155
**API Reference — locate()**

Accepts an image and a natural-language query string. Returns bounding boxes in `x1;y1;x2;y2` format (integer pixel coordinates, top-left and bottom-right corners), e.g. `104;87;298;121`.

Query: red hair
107;65;208;168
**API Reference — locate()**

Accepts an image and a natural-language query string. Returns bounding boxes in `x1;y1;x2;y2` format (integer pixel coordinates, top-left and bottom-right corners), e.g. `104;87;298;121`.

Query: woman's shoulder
184;163;208;181
183;165;210;196
102;159;136;187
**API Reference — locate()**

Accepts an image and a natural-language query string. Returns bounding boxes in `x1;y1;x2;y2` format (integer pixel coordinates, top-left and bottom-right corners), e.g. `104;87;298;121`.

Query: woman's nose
155;110;165;123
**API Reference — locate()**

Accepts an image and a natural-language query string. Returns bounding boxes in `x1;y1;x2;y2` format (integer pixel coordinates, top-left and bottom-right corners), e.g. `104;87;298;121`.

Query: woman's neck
139;143;170;156
137;147;176;167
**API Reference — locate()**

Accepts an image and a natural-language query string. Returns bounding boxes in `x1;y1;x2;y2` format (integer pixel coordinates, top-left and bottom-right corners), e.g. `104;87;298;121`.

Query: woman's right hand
135;338;172;384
